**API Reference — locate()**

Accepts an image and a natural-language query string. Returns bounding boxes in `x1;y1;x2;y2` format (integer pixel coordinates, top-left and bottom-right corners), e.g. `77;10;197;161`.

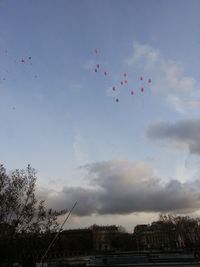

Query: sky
0;0;200;232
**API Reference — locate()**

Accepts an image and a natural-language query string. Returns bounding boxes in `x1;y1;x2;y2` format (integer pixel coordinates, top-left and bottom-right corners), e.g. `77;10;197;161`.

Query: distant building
133;221;194;250
90;225;120;251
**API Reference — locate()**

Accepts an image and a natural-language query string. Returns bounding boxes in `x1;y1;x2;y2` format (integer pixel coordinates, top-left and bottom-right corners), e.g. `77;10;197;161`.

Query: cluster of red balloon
20;56;32;64
93;48;152;104
94;49;108;77
0;48;37;82
0;48;38;110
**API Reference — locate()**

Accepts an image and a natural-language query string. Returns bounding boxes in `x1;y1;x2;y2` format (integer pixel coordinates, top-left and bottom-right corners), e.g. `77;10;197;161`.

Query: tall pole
39;201;77;265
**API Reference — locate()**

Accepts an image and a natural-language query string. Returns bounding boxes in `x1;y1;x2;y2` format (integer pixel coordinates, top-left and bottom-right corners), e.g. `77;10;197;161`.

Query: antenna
39;201;77;265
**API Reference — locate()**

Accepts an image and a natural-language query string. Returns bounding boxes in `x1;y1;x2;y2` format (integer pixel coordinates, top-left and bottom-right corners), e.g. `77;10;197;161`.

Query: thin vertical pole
40;201;77;265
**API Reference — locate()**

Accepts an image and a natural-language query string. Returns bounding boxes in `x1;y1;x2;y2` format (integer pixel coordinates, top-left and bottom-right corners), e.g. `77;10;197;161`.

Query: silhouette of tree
0;164;60;238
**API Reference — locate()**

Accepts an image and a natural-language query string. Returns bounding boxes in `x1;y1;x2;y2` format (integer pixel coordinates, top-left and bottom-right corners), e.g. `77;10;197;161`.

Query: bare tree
0;164;61;238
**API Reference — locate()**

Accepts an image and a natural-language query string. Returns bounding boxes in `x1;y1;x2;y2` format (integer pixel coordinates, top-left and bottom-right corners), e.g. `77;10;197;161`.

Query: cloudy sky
1;0;200;231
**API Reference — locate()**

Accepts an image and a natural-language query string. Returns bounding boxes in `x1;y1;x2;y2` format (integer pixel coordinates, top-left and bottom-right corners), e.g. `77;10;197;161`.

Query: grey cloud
40;160;200;216
147;119;200;155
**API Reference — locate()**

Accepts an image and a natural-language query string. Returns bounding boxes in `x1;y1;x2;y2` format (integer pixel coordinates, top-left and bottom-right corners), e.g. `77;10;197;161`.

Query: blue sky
1;0;200;231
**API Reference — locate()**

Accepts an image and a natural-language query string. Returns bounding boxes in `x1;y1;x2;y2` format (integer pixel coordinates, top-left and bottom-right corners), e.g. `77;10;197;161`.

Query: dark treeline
1;164;200;266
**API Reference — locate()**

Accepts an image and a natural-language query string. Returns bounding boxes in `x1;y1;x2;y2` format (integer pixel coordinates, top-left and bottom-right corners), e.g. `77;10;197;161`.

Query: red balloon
96;64;100;68
104;71;107;76
141;87;144;92
148;78;151;83
124;80;128;84
131;90;134;95
112;86;116;91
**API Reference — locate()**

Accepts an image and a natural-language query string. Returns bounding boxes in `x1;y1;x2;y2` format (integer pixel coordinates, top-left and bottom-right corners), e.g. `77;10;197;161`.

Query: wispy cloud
82;59;95;71
174;156;197;183
126;42;199;113
126;42;159;68
166;94;200;114
73;126;90;167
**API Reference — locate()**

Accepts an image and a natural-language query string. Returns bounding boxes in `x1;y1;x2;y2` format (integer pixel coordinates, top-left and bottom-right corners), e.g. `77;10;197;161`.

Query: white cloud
126;42;159;67
166;95;185;114
166;94;200;114
126;42;199;113
160;60;196;93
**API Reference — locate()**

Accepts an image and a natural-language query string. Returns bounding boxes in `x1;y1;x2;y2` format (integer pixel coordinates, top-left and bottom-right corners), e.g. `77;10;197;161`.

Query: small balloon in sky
28;56;32;60
89;48;150;108
21;59;25;63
